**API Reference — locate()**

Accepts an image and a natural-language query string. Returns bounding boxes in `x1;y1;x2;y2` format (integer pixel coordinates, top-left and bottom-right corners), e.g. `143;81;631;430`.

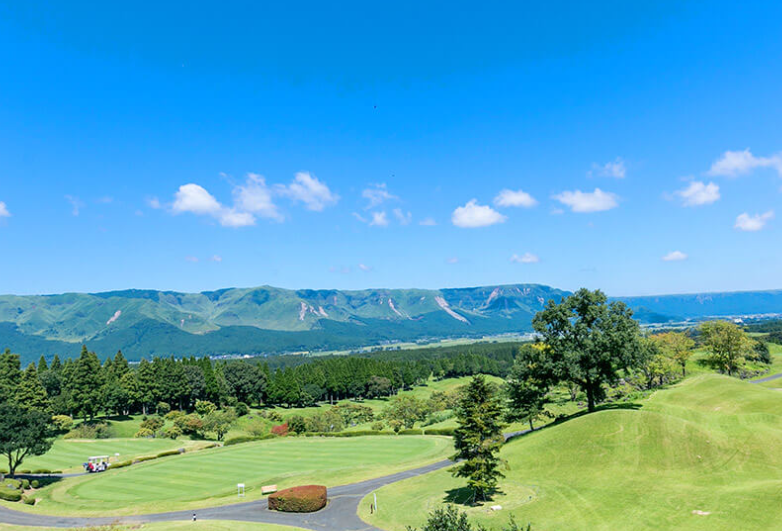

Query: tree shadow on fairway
443;485;505;507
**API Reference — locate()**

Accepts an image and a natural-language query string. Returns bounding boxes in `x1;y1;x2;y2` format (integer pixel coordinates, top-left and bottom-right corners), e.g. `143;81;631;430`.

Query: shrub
4;479;21;490
140;416;164;432
109;460;133;469
64;421;113;439
31;469;52;474
235;402;249;417
22;495;35;505
0;488;22;502
288;415;307;434
195;400;217;416
224;434;276;446
156;402;171;415
31;480;39;489
302;430;382;438
134;427;155;438
268;485;327;513
20;479;30;490
165;410;186;422
399;428;424;435
51;415;74;433
423;427;455;436
371;421;385;431
271;423;289;436
267;411;283;423
175;414;204;436
160;425;183;439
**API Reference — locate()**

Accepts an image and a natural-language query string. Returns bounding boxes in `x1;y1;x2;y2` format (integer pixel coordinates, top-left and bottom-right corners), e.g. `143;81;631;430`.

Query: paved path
0;458;455;530
751;371;782;384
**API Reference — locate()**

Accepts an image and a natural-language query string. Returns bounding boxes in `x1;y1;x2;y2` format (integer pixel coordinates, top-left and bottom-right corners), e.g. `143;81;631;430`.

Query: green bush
235;402;249;417
31;469;53;474
140;416;164;432
0;488;22;502
64;421;113;439
423;427;455;436
134;427;155;438
109;460;133;469
31;480;39;489
160;425;183;439
22;494;35;505
399;428;424;435
371;421;385;431
3;479;21;490
224;434;276;446
132;455;157;464
268;485;327;513
51;414;74;433
302;430;384;438
20;479;30;490
156;450;181;458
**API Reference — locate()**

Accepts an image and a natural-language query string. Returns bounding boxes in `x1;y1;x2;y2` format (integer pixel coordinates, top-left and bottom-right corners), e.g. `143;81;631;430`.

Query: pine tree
16;363;50;412
37;355;49;373
0;349;21;404
66;346;105;419
452;375;506;504
136;359;158;415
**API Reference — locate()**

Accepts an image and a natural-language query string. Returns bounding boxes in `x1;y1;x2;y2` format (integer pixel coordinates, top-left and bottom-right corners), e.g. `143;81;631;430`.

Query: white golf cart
83;455;110;473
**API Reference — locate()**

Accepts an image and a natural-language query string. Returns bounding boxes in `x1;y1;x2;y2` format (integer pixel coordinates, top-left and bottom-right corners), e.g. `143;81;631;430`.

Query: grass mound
360;374;782;531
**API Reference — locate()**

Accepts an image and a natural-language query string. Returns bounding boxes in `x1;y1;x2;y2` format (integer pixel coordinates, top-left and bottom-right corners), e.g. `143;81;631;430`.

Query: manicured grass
21;439;208;473
27;435;451;516
0;522;306;530
360;374;782;531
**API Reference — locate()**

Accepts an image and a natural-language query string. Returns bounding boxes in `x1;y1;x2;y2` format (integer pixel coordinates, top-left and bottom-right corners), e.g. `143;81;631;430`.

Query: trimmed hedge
224;434;276;446
22;495;35;505
156;450;182;458
31;480;39;489
0;488;22;502
398;428;424;435
268;485;327;513
3;479;21;490
109;460;133;469
424;427;455;436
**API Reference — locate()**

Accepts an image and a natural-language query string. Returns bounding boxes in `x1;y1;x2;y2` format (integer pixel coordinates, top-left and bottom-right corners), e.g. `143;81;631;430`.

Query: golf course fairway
27;435;451;515
360;374;782;531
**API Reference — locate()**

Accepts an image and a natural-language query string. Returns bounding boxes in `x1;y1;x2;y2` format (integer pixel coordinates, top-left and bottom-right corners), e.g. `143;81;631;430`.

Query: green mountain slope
0;284;568;362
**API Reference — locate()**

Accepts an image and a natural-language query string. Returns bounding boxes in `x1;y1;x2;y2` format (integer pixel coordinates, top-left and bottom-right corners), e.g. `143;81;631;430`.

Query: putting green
21;438;206;473
360;375;782;531
32;435;451;515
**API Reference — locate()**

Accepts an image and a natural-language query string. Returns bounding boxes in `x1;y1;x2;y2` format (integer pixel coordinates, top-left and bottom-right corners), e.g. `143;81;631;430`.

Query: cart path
0;458;455;530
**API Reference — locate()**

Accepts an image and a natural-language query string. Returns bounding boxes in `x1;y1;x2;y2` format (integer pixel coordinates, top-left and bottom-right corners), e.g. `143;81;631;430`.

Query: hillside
2;284;781;362
0;284;568;362
360;374;782;530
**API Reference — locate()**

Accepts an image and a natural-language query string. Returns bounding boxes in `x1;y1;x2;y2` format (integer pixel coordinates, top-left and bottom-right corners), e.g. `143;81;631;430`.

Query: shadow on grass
443;485;505;507
14;475;64;487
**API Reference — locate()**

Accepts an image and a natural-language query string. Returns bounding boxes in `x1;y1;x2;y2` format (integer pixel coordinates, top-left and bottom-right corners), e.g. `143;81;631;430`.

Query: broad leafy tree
0;403;55;477
452;375;506;503
653;332;695;377
532;289;641;412
700;320;752;376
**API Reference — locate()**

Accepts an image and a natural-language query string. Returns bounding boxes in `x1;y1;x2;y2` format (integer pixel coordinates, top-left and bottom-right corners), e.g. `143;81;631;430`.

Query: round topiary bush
268;485;327;513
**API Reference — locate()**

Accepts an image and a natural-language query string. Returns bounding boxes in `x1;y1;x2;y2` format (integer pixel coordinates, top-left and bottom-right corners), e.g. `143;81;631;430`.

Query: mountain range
1;284;780;363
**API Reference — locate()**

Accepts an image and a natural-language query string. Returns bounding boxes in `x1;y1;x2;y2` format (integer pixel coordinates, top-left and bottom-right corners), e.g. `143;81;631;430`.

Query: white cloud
352;212;367;223
0;202;10;218
451;199;507;228
662;251;688;262
553;188;619;213
233;173;283;221
734;210;774;232
494;189;538;208
708;149;782;178
65;195;84;216
419;217;437;226
369;211;389;227
590;157;626;179
184;256;200;263
446;257;459;264
510;252;539;264
171;183;255;227
362;183;397;208
675;181;720;207
210;255;223;263
278;172;338;211
393;208;412;225
147;197;162;209
96;196;113;204
358;263;372;272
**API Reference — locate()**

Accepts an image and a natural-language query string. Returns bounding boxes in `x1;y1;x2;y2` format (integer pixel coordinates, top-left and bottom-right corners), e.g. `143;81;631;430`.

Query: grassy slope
0;522;305;531
22;435;451;516
359;374;782;531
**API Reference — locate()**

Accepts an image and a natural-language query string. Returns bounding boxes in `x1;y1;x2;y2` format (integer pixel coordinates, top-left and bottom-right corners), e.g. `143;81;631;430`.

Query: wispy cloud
358;263;372;272
96;196;114;204
0;202;10;218
277;171;338;211
510;252;539;264
210;255;223;263
553;188;619;213
708;149;782;177
662;250;688;262
494;189;537;208
393;208;412;225
234;173;283;221
65;195;85;216
419;217;437;226
446;257;459;264
369;211;389;227
589;157;626;179
734;210;774;232
675;181;720;207
451;199;507;228
184;256;200;263
147;197;162;209
362;183;397;209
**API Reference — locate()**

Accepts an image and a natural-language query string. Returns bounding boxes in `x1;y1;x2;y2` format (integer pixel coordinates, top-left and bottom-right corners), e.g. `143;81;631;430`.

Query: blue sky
1;1;781;296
